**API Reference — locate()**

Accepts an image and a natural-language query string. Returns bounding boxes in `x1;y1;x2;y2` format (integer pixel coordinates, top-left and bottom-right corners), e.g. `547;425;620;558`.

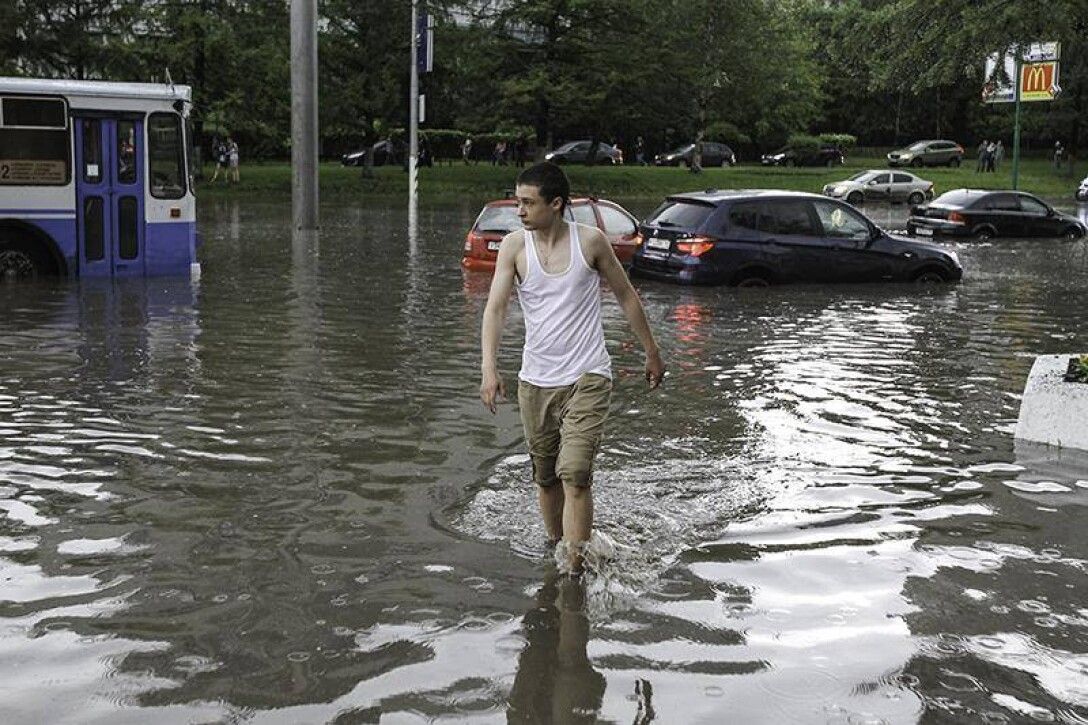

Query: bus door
74;117;145;276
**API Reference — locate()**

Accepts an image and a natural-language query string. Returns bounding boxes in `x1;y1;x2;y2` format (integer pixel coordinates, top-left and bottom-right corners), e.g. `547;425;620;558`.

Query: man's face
515;184;563;230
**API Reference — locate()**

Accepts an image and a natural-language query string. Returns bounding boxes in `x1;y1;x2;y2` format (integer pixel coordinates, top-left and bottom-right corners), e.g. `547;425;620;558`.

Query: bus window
82;119;102;183
84;197;105;261
117;120;136;184
0;96;69;185
148;112;186;199
118;197;138;259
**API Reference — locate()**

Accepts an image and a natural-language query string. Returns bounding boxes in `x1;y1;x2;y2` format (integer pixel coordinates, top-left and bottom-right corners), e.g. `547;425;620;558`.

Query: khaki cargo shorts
518;373;612;488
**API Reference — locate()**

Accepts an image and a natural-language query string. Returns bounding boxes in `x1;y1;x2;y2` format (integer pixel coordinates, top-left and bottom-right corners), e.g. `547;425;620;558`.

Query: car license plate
915;227;933;236
646;237;671;251
487;241;501;251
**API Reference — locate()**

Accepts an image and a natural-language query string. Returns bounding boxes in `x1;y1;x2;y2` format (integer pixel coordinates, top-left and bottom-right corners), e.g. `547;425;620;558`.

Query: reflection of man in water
507;573;606;723
479;162;665;573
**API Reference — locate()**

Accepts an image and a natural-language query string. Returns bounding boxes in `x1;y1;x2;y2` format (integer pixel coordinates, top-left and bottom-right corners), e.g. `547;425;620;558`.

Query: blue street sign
416;12;433;74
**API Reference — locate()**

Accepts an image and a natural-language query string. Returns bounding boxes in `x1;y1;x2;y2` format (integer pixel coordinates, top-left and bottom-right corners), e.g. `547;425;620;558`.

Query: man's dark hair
516;162;570;211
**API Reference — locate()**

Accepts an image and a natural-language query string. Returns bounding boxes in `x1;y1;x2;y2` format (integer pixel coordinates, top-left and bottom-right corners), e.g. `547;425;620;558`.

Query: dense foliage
2;0;1084;159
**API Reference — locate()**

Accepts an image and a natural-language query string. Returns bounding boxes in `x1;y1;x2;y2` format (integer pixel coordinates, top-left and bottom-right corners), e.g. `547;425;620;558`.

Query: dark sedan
761;145;844;168
907;189;1086;241
543;141;623;165
630;190;962;286
654;142;736;167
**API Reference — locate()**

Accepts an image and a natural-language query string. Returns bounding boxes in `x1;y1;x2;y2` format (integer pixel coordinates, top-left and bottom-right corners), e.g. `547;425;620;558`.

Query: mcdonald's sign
1020;61;1060;102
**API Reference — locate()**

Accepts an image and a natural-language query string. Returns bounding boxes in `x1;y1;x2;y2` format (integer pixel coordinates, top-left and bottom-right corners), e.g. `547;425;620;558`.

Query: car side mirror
867;180;879;186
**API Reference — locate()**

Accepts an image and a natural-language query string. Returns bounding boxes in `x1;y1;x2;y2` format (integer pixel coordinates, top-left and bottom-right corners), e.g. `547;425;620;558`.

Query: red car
462;197;640;271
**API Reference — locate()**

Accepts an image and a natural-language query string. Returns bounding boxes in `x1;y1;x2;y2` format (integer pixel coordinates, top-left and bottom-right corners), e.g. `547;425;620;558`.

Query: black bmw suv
630;190;963;286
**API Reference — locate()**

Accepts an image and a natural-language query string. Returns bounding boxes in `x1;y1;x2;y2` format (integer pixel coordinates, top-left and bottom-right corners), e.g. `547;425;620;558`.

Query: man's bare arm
480;232;521;412
586;228;666;388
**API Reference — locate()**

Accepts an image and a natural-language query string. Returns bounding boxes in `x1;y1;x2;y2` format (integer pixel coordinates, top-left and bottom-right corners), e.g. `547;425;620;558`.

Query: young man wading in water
480;163;665;574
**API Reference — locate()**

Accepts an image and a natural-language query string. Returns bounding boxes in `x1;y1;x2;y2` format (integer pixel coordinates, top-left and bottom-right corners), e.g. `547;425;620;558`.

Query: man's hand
480;369;507;414
645;349;666;389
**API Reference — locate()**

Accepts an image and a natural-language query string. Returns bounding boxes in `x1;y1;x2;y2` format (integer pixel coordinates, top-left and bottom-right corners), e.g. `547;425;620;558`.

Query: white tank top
517;222;611;387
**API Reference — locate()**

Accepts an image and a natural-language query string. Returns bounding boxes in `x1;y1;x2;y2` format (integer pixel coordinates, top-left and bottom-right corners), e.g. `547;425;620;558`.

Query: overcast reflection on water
0;197;1086;723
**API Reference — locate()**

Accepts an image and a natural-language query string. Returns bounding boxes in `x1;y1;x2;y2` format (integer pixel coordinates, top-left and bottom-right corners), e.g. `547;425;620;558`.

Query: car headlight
832;185;847;194
773;154;785;160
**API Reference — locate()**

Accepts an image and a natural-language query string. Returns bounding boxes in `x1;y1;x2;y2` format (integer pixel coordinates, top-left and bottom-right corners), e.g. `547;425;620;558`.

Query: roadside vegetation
195;157;1088;204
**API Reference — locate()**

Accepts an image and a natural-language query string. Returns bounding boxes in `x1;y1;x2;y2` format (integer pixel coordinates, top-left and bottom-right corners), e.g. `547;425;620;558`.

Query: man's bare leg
562;484;593;573
538;484;564;545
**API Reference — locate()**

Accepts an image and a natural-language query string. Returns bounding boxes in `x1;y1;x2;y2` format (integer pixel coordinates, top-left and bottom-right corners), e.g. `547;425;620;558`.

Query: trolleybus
0;77;199;281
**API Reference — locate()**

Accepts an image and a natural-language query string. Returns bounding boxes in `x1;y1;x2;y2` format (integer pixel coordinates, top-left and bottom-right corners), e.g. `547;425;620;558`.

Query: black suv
907;189;1086;241
630;190;963;286
761;145;844;168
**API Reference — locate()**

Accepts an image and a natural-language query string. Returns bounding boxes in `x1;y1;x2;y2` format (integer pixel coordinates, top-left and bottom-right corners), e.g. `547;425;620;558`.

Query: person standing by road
227;137;240;184
976;139;989;173
635;136;646;166
993;140;1005;171
479;162;665;574
462;136;473;165
1054;141;1065;170
985;141;997;172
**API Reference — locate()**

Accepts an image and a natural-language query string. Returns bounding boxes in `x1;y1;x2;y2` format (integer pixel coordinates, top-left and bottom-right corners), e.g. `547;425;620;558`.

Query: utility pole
408;0;420;239
290;0;319;231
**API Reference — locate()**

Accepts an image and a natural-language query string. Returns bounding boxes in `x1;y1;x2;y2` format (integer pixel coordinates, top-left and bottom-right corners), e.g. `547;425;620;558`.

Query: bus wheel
0;247;39;281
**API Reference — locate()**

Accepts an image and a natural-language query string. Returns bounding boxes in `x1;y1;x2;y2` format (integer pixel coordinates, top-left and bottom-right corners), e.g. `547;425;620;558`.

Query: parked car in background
887;140;964;167
823;170;934;205
1077;175;1088;201
907;189;1086;241
629;190;962;286
654;142;736;167
341;139;408;167
761;145;844;167
543;141;623;165
462;196;640;270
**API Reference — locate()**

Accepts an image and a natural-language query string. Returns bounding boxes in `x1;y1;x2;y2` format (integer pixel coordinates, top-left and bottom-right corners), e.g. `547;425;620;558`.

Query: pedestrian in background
210;136;228;183
985;141;997;172
993;140;1004;170
227;137;240;184
635;136;646;166
1053;141;1064;170
462;137;473;165
976;139;989;173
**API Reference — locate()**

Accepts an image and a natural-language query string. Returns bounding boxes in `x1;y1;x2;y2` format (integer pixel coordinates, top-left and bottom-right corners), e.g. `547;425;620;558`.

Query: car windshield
646;200;715;230
932;190;977;207
555;142;580;152
906;142;929;151
848;171;875;181
474;205;520;233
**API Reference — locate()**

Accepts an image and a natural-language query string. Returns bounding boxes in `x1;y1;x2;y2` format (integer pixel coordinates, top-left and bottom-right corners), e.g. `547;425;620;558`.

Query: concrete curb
1015;354;1088;451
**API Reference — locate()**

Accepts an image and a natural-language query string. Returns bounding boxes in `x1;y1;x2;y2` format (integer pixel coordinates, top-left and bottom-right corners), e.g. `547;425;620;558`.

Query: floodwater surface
1;198;1087;724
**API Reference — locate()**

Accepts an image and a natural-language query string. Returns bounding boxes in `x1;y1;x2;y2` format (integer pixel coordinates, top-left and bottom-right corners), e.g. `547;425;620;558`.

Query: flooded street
1;197;1087;723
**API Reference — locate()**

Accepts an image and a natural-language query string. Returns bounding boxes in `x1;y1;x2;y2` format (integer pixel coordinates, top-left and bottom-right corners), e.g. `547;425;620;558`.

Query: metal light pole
290;0;319;231
408;0;419;239
1011;51;1023;191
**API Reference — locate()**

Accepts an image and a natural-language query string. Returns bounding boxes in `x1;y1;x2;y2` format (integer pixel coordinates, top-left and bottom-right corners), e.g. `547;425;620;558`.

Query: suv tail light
949;211;966;223
676;236;715;256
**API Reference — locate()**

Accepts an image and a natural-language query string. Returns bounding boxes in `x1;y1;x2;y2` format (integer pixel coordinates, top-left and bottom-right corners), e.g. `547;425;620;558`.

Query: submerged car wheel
973;226;995;242
733;271;772;288
907;191;925;205
846;191;863;205
912;267;948;284
1063;226;1085;242
911;158;924;168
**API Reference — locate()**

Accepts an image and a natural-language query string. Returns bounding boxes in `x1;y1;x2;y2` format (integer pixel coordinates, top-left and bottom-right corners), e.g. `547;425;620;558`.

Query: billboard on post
982;42;1061;103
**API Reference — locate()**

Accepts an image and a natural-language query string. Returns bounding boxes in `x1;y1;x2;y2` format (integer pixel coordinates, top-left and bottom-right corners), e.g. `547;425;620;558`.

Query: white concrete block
1015;354;1088;451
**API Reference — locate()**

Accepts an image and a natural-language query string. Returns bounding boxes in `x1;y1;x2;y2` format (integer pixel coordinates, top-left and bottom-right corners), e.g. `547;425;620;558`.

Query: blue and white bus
0;77;199;281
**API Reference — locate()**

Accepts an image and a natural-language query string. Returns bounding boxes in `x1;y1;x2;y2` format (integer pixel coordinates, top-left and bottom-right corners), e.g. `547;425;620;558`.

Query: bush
705;121;752;147
786;133;822;153
818;133;858;150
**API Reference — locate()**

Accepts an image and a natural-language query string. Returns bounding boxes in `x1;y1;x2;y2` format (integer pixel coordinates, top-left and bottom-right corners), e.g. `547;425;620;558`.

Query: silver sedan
823;170;934;205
